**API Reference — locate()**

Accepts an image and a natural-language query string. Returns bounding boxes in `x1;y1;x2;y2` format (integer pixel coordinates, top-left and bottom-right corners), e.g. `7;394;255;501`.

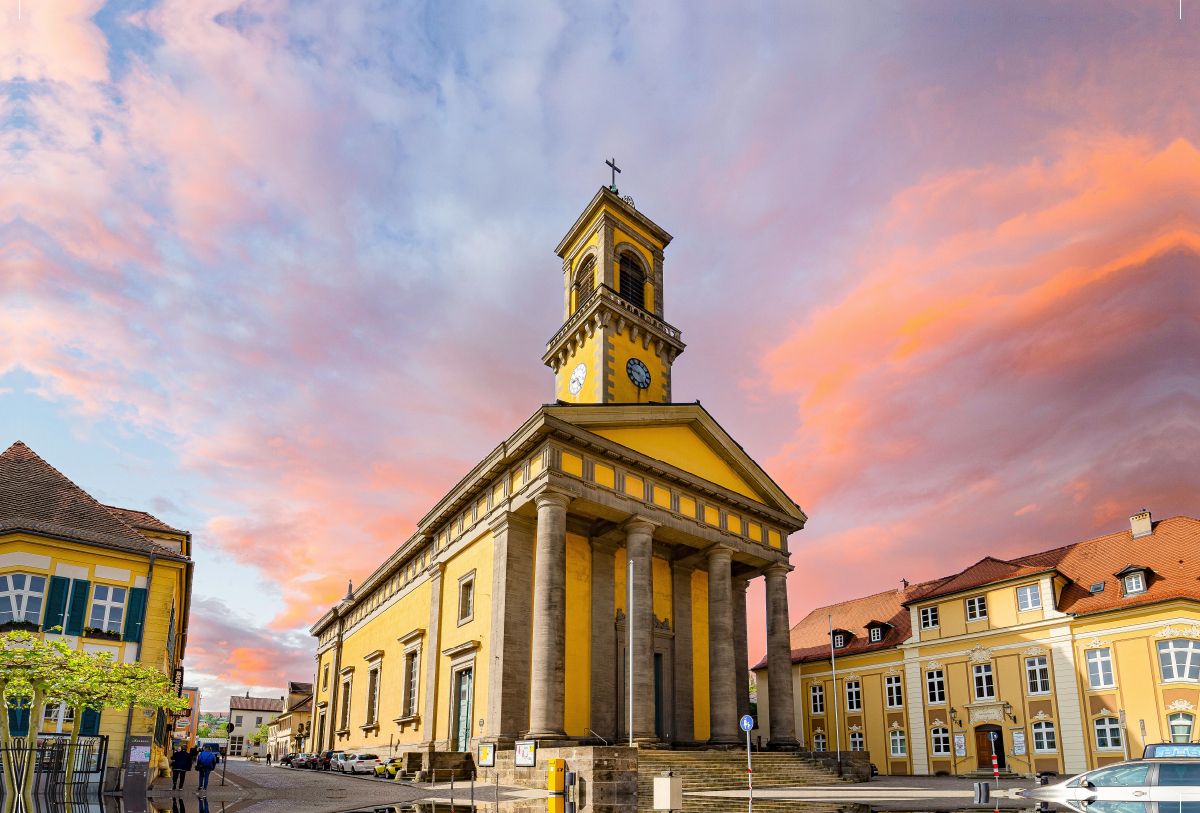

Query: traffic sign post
988;732;1000;790
740;715;755;802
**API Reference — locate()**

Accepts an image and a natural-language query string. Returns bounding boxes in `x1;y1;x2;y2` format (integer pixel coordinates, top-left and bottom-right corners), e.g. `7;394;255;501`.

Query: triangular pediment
543;403;806;523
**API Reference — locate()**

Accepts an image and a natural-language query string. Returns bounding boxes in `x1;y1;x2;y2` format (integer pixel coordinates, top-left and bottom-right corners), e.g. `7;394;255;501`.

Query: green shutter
80;707;101;736
42;576;71;633
8;704;29;737
64;579;90;636
123;587;147;642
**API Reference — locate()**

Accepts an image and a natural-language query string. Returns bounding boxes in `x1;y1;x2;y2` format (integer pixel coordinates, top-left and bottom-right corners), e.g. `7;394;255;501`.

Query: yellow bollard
547;757;566;794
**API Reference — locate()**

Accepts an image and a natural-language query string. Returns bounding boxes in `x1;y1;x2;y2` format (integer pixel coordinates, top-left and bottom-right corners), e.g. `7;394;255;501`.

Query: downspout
118;552;155;790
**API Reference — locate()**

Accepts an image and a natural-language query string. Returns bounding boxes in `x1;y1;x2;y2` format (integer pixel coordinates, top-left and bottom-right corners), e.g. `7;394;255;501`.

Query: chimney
1130;509;1152;539
246;691;250;698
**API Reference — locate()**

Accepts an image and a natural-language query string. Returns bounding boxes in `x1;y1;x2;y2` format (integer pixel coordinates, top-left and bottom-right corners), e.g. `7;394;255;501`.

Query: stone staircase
636;750;850;799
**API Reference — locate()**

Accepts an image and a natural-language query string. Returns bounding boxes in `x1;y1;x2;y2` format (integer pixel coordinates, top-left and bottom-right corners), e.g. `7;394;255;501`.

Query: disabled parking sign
740;715;754;732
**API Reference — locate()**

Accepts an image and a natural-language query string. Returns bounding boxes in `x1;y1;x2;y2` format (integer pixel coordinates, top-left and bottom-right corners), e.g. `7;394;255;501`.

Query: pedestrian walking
265;751;271;767
170;747;191;791
195;747;218;792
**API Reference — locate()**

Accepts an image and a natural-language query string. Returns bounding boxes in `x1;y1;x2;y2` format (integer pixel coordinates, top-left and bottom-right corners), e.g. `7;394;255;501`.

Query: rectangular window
1032;721;1057;752
926;670;946;704
1123;573;1145;595
833;633;845;648
846;680;861;711
889;730;907;757
1094;716;1122;750
931;727;951;755
1158;639;1200;681
365;668;380;725
920;606;939;629
0;574;47;625
88;584;127;633
1087;648;1115;688
255;716;262;726
870;627;882;643
339;680;352;730
813;733;826;751
1026;656;1051;694
1017;584;1042;612
849;731;864;751
885;675;904;708
966;596;988;621
235;715;243;726
810;684;825;715
402;651;421;717
973;663;995;699
458;576;474;624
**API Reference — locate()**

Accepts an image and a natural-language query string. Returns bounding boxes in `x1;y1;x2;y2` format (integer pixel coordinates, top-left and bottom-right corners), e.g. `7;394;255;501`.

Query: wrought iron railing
546;285;682;351
0;735;108;809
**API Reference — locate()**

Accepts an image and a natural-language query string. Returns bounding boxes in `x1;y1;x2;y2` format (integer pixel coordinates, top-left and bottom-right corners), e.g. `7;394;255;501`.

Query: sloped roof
0;441;185;558
229;696;284;712
103;505;185;535
758;516;1200;668
287;681;313;695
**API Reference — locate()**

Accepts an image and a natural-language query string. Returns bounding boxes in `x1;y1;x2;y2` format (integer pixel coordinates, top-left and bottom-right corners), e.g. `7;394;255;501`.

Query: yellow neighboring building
311;187;806;759
754;512;1200;778
0;441;193;779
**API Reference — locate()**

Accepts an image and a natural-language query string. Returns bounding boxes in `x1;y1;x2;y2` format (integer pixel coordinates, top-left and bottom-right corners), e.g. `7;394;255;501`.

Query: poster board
1012;731;1027;755
515;739;536;767
953;733;967;757
477;743;496;767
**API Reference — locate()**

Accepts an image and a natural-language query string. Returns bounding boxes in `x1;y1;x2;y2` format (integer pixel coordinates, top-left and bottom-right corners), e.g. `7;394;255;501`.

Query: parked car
374;758;406;779
318;750;342;771
279;753;295;766
335;753;381;774
290;753;316;769
1021;751;1200;812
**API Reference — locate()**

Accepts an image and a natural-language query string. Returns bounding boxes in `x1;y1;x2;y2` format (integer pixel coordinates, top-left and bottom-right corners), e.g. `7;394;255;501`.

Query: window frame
889;729;907;757
869;626;883;643
1094;716;1123;751
810;684;825;715
1086;648;1116;689
920;606;939;630
973;663;996;700
1168;712;1195;743
617;252;647;311
833;633;845;648
1025;655;1052;695
926;669;946;705
457;571;475;626
364;666;380;726
88;583;128;634
1123;572;1146;596
1017;583;1042;612
339;679;352;731
1032;720;1057;753
1157;639;1200;683
0;573;47;626
885;675;904;709
965;595;988;621
845;680;862;712
930;726;951;756
813;732;827;752
849;731;865;752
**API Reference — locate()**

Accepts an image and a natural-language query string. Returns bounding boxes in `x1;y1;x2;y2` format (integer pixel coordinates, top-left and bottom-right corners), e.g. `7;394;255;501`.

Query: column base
767;737;801;751
522;731;570;742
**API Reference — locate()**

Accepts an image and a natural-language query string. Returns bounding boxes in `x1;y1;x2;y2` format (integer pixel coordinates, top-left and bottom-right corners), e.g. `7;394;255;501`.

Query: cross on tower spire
605;158;621;192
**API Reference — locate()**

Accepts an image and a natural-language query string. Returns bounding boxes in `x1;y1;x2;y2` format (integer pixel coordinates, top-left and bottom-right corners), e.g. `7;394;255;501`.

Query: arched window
1168;712;1195;743
618;252;645;311
930;727;950;755
1157;639;1200;682
1094;716;1122;750
573;256;595;310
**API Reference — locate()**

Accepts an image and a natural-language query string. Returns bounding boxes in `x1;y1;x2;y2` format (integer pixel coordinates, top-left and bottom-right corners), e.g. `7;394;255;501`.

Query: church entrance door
452;668;473;752
975;725;1004;771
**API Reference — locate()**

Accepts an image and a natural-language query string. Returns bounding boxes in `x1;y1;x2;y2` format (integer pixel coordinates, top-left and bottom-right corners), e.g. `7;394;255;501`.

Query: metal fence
0;735;108;806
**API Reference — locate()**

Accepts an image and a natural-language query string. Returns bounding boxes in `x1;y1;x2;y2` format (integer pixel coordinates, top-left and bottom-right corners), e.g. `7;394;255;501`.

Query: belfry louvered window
573;257;595;309
618;253;645;311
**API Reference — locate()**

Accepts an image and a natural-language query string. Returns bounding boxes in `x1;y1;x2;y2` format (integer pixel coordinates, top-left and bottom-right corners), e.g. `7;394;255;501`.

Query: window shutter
8;706;29;737
64;579;91;636
80;707;101;736
124;587;148;642
42;576;71;634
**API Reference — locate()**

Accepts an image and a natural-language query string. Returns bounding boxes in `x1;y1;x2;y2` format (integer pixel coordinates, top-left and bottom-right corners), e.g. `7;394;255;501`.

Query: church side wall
692;569;710;741
564;532;592;736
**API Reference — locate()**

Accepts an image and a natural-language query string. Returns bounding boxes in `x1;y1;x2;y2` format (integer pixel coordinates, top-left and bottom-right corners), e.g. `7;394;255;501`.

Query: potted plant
82;627;122;642
0;621;40;635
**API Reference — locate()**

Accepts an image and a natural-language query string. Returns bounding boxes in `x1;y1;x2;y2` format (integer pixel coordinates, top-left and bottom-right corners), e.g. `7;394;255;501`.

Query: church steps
636;750;850;796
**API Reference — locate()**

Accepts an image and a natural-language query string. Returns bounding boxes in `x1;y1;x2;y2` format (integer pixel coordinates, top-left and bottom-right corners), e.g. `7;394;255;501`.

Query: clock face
568;363;587;395
626;358;652;389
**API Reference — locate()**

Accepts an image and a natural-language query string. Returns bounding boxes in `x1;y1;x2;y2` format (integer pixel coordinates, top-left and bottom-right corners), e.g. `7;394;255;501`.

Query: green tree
247;722;269;746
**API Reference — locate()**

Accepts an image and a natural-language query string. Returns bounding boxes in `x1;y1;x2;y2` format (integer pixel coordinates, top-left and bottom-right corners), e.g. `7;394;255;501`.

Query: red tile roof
103;505;185;535
757;516;1200;668
229;696;284;712
0;441;186;558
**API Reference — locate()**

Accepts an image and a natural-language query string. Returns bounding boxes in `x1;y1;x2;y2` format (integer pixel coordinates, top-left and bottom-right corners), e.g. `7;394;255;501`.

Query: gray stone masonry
527;490;572;738
475;744;638;812
670;561;695;744
589;537;620;741
625;518;658;742
765;563;800;748
706;546;739;744
485;512;537;743
732;576;751;724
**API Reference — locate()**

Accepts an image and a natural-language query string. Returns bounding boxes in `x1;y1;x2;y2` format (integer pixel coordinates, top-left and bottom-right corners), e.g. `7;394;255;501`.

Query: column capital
731;575;750;593
705;543;736;563
621;514;660;536
763;562;793;579
533;486;575;510
487;510;537;536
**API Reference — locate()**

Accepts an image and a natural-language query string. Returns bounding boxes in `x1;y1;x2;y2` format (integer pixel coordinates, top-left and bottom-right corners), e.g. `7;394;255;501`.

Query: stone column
527;490;572;739
671;561;695;745
589;536;621;741
707;545;739;744
421;562;445;748
732;576;751;725
764;564;799;748
625;517;658;742
485;512;537;744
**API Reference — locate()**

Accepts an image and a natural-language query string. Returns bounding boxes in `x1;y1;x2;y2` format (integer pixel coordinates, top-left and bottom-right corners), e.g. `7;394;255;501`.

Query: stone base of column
522;730;570;742
705;736;741;746
767;737;801;751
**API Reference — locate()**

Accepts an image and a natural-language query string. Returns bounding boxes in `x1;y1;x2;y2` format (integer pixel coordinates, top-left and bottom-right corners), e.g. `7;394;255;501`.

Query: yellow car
373;758;406;779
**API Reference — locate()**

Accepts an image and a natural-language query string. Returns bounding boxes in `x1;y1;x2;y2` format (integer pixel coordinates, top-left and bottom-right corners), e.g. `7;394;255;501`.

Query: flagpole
829;614;842;775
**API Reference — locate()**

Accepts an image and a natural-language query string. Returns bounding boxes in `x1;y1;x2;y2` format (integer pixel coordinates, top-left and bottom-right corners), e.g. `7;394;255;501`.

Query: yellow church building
310;187;806;759
754;511;1200;777
0;441;193;783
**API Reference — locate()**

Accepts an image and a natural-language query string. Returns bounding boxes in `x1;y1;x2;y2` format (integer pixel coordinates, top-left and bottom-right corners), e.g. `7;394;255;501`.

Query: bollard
450;770;454;805
973;781;990;805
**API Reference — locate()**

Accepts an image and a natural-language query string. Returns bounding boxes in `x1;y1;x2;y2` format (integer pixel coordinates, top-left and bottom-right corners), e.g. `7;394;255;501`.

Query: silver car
1023;755;1200;812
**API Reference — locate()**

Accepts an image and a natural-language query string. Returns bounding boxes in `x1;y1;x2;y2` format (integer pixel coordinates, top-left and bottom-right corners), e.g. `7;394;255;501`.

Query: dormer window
833;633;844;648
830;628;853;649
870;627;882;643
865;620;892;643
618;252;646;311
1114;565;1150;597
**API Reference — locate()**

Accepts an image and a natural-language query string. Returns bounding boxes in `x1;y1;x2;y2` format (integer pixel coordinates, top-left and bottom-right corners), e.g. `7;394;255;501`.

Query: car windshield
1157;762;1200;785
361;755;379;760
1086;804;1152;813
1087;764;1151;787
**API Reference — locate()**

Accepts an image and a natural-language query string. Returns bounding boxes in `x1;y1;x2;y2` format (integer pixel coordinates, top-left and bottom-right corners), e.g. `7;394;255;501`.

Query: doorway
452;668;473;752
975;725;1005;771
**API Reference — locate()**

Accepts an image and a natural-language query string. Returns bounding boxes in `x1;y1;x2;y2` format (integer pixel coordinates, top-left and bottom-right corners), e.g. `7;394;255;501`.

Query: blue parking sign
740;715;754;732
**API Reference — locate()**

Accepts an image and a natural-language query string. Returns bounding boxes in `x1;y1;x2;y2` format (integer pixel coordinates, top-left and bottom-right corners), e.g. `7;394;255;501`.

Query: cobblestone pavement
144;757;541;813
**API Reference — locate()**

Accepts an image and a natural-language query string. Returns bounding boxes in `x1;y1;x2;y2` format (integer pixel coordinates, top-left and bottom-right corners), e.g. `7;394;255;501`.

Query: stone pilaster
732;576;751;725
589;536;621;742
625;517;659;742
421;562;445;748
671;561;695;744
707;545;739;744
764;564;799;748
485;511;537;743
527;490;572;739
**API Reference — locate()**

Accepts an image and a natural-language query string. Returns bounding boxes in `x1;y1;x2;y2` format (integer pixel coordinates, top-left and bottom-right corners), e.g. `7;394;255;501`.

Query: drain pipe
117;552;156;790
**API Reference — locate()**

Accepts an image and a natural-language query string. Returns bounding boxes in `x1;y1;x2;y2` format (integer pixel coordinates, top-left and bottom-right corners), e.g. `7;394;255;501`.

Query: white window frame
849;731;864;751
401;648;421;718
1157;639;1200;682
870;626;882;643
845;680;861;712
457;571;475;625
813;733;827;752
88;584;128;634
965;595;988;621
930;726;951;755
920;606;939;629
1094;716;1123;750
1017;584;1042;612
1032;720;1057;753
973;663;995;700
1169;712;1195;743
926;669;946;704
833;633;845;648
364;666;380;726
885;675;904;708
0;573;47;626
1025;656;1051;695
810;684;825;715
1086;648;1116;689
889;729;907;757
1123;572;1145;595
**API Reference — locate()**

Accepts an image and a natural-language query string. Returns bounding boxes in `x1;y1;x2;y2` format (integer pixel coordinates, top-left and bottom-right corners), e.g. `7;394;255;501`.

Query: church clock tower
544;186;686;404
